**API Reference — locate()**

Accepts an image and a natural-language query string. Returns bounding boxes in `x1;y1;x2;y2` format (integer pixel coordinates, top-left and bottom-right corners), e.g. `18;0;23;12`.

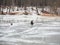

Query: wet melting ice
0;20;60;45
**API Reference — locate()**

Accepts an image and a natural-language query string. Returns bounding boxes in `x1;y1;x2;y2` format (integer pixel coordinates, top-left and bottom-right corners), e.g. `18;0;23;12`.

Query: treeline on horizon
0;0;60;7
0;0;60;15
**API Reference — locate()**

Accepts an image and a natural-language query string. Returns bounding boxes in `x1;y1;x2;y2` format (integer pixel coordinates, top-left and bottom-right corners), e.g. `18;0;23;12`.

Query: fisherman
11;23;13;25
31;20;34;25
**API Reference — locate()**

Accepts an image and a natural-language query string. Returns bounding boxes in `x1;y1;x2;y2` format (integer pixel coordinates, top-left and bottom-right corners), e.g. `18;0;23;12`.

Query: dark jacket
31;20;34;25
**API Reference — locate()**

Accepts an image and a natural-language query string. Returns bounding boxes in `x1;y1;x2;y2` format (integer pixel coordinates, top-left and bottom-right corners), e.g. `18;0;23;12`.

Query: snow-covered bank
1;6;60;16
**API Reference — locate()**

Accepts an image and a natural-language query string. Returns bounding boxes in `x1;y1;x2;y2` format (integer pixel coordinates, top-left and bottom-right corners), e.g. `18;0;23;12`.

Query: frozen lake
0;15;60;45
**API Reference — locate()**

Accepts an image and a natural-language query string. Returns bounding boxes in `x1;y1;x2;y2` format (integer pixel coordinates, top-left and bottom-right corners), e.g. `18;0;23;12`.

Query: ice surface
0;15;60;45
